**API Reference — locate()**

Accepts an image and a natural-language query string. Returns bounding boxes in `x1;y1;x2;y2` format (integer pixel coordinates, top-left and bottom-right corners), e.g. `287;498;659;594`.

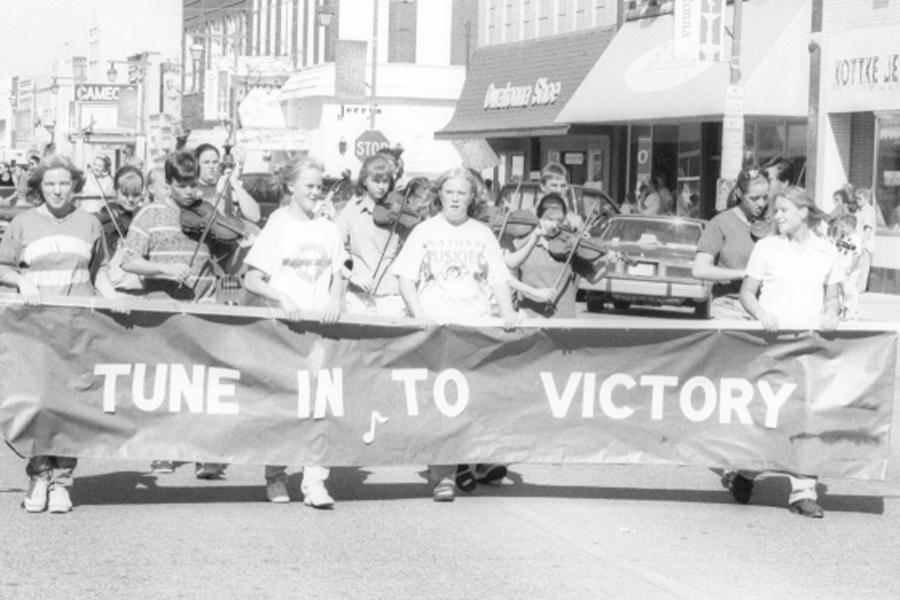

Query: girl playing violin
503;194;611;319
335;153;408;317
120;151;218;301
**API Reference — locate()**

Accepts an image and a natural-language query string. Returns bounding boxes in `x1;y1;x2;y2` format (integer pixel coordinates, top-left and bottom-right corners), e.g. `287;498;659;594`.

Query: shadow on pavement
69;466;884;515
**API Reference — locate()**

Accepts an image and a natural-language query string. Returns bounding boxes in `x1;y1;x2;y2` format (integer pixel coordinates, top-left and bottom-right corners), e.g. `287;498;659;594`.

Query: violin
372;197;424;231
180;199;246;245
545;223;607;266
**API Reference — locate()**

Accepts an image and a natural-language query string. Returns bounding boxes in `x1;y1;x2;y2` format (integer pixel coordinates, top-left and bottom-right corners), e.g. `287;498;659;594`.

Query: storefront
435;27;622;198
815;5;900;291
556;0;811;218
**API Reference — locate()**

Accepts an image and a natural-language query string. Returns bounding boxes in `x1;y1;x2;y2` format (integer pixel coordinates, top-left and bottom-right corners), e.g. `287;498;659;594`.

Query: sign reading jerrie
0;302;894;479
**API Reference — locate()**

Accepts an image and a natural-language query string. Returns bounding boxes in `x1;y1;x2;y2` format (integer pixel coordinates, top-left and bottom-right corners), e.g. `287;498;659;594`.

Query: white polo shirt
745;233;841;329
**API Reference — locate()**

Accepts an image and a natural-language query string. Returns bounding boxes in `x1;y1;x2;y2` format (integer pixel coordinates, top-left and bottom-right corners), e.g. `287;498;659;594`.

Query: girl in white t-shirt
738;186;841;519
243;156;345;510
393;166;518;502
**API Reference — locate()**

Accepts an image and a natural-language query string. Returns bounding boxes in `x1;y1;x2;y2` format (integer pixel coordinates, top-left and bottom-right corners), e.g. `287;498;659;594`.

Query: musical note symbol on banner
362;411;389;445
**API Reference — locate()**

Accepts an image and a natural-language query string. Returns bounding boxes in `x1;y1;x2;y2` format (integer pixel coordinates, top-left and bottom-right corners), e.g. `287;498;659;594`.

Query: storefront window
677;123;701;216
786;123;807;187
743;120;806;184
875;113;900;229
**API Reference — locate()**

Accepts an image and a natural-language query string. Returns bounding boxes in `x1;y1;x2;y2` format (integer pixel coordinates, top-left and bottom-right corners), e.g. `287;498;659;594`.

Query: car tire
585;295;605;313
612;301;631;311
694;299;711;319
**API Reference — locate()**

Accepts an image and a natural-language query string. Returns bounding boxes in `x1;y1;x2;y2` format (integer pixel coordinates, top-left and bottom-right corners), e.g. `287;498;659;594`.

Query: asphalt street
2;295;900;600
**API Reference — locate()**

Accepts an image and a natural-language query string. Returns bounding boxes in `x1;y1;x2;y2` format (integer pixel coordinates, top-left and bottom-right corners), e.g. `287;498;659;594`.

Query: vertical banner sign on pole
636;136;652;190
674;0;726;62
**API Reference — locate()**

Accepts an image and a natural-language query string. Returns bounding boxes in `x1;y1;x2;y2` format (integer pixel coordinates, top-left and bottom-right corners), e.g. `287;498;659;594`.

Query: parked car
580;214;712;318
496;181;619;237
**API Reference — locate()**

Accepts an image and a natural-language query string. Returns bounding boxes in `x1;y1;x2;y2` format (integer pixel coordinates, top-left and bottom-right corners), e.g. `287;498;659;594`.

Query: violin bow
186;178;230;272
544;199;602;316
495;180;522;240
92;170;126;243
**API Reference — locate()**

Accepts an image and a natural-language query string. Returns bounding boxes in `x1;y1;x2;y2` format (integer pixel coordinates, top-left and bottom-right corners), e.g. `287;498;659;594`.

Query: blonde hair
431;166;484;218
776;186;826;226
278;156;324;191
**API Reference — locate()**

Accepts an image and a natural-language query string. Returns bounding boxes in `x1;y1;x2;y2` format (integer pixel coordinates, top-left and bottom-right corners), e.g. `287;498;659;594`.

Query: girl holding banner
739;186;841;518
392;166;518;502
0;155;126;514
243;156;345;509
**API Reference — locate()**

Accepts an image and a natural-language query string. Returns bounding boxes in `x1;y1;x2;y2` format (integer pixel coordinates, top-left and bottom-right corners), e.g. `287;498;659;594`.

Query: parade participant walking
243;156;344;508
392;166;518;502
692;168;769;319
120;151;224;478
739;186;841;518
335;153;407;317
99;166;144;255
504;193;609;319
0;154;125;514
194;143;261;223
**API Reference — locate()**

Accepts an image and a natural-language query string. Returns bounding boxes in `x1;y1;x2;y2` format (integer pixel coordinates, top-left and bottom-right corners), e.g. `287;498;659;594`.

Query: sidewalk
860;292;900;322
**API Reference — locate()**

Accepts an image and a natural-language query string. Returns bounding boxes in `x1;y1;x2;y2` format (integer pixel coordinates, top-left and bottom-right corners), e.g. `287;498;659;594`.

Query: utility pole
717;0;744;210
369;0;379;130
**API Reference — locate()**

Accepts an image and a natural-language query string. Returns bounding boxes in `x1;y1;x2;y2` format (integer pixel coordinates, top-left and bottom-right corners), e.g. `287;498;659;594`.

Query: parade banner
0;300;895;480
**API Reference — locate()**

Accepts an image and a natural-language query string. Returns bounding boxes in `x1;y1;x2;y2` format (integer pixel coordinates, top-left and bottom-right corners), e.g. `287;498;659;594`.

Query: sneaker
432;478;455;502
47;485;73;514
789;498;824;518
266;479;290;504
22;476;50;513
302;484;335;509
195;463;227;480
455;464;477;492
721;471;754;504
151;460;175;474
475;463;508;484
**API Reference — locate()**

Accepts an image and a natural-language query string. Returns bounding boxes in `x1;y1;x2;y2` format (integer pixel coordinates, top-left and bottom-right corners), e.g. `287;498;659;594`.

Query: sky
0;0;181;78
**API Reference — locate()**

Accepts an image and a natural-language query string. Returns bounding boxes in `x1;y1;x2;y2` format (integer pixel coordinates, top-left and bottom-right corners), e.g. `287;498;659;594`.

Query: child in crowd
831;213;862;320
335;153;406;317
242;156;345;508
120;150;225;478
0;155;125;513
145;167;168;204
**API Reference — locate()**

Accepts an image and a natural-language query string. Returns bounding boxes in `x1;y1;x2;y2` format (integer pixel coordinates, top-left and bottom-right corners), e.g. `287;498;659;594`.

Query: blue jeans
27;455;77;487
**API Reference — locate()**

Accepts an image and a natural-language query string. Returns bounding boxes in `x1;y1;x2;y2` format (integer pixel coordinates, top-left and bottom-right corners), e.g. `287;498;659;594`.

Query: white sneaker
302;484;334;509
22;477;50;513
266;479;290;503
47;485;73;513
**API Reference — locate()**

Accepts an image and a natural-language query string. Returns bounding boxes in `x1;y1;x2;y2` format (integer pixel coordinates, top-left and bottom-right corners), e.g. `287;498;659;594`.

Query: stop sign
354;129;390;161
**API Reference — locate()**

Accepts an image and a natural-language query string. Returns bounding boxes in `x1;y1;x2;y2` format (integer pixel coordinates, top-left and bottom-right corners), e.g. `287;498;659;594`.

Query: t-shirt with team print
244;206;346;312
391;214;510;323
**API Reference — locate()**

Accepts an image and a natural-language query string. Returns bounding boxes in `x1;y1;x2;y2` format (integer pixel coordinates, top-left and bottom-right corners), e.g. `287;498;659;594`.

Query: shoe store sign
483;77;562;110
0;300;894;479
825;26;900;112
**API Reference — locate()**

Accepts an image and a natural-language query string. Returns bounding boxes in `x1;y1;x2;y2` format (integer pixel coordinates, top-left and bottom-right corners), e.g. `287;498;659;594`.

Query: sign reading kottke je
824;25;900;112
354;129;390;161
0;302;894;480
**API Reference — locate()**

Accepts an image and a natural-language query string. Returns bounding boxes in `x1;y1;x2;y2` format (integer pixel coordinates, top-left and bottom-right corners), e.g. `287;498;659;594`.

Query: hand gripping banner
0;298;895;480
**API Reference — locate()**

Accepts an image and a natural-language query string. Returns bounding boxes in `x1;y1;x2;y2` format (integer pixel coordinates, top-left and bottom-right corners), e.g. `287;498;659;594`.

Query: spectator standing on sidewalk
243;156;344;509
853;187;877;291
0;154;126;514
738;186;841;519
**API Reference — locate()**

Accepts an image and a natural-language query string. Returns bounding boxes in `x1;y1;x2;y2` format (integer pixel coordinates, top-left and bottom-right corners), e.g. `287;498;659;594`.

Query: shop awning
556;0;811;124
435;27;616;140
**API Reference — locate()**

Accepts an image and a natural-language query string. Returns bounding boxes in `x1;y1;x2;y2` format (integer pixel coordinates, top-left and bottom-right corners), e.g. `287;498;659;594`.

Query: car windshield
600;218;702;249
